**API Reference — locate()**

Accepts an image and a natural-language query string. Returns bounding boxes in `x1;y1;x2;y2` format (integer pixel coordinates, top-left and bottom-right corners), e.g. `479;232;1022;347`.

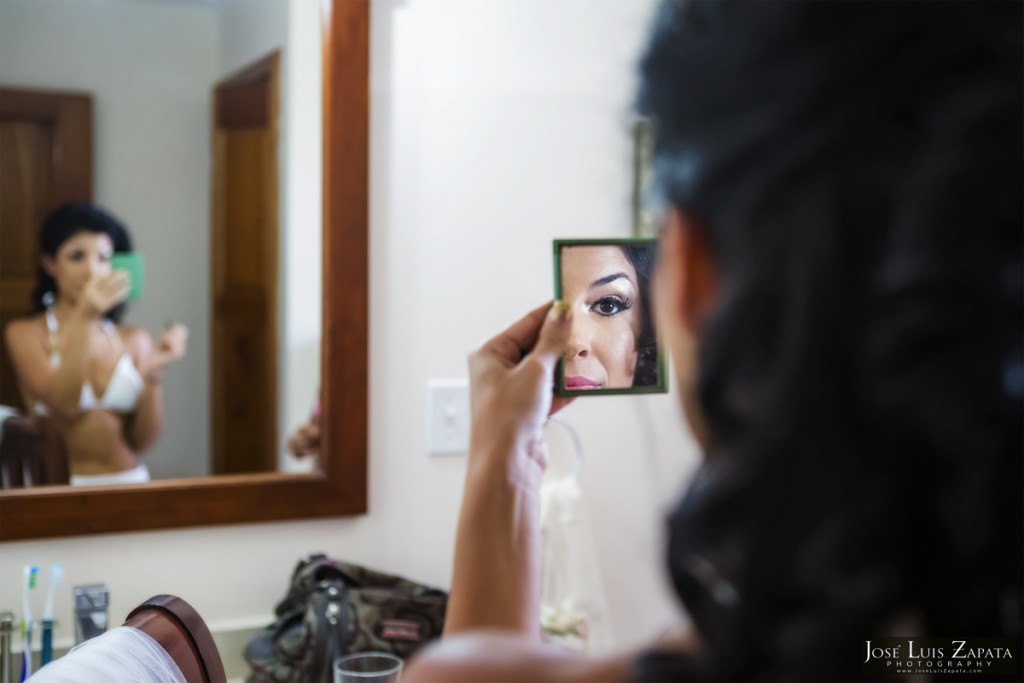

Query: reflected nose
85;260;102;280
565;320;589;359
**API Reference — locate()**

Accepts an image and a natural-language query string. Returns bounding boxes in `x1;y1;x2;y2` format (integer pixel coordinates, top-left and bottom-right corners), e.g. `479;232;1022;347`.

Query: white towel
28;626;186;683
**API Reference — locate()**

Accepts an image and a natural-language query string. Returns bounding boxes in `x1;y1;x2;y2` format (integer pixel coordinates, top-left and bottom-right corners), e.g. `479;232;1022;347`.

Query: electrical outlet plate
427;379;470;455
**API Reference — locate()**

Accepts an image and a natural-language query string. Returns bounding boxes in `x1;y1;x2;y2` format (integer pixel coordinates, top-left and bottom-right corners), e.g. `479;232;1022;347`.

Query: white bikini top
34;309;144;415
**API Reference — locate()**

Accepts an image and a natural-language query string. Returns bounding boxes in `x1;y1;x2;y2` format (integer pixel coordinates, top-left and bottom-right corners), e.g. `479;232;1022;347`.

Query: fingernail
549;300;571;322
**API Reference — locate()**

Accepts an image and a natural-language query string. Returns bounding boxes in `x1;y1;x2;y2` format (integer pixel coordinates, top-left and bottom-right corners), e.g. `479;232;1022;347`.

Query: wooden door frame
0;87;93;204
210;51;280;475
0;87;93;411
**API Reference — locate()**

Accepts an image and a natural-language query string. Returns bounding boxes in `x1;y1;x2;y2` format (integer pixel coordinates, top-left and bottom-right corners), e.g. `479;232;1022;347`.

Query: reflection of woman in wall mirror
4;203;188;486
560;243;657;391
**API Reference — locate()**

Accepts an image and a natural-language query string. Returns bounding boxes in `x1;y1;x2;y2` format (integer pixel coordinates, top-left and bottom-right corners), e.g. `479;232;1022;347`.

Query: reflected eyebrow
588;272;631;289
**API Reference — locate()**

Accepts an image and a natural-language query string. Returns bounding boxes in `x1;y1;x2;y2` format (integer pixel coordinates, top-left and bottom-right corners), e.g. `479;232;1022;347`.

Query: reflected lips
565;376;601;390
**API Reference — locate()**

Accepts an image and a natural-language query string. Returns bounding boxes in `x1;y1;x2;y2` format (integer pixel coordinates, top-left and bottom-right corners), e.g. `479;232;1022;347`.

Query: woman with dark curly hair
4;203;189;485
404;1;1022;680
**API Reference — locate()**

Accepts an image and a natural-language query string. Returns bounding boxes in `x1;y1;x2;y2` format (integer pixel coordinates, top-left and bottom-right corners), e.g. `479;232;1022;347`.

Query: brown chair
29;593;226;679
124;595;227;683
30;594;226;682
0;414;68;488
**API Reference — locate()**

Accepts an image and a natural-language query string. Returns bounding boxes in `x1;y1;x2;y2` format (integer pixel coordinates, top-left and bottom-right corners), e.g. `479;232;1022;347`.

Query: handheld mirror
110;252;144;301
553;238;667;397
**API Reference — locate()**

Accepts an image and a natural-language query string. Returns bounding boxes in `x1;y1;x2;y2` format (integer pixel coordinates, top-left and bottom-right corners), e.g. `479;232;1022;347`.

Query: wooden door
0;88;93;410
210;53;279;474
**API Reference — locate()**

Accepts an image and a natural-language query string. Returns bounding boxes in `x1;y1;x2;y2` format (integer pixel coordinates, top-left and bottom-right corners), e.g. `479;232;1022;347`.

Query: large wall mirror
0;0;368;540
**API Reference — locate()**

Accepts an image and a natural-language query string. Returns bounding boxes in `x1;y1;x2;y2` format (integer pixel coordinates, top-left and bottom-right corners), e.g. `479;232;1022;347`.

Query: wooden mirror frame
0;0;369;541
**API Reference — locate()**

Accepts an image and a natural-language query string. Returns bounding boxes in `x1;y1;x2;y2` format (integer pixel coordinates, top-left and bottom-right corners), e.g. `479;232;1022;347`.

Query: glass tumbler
333;652;404;683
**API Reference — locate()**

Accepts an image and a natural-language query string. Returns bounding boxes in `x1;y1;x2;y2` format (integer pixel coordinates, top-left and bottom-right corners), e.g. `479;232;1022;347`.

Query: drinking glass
333;652;404;683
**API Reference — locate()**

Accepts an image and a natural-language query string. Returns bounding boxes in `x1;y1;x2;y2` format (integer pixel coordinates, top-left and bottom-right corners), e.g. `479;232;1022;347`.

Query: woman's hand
287;418;321;458
75;272;130;319
149;323;189;370
443;301;574;638
467;301;573;481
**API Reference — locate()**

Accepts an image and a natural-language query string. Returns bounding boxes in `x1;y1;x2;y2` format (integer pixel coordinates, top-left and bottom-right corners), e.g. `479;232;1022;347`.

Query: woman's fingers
515;302;572;396
468;302;575;446
161;324;188;346
103;271;129;296
524;301;571;367
289;421;321;457
153;324;189;366
471;302;574;399
98;272;130;307
515;303;573;425
79;273;129;316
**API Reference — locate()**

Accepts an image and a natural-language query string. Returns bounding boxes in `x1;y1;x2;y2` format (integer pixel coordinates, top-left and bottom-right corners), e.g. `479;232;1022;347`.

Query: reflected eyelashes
590;295;632;317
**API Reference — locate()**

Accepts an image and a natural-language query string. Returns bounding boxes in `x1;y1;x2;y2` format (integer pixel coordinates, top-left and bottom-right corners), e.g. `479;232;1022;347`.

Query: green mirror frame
553;237;668;398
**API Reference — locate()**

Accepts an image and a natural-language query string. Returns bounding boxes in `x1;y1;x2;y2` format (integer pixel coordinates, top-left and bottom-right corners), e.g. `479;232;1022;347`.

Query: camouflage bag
244;552;448;683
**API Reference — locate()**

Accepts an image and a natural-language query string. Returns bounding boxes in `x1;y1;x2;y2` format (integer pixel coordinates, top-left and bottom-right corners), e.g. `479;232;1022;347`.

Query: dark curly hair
33;203;134;323
634;1;1022;680
623;244;659;388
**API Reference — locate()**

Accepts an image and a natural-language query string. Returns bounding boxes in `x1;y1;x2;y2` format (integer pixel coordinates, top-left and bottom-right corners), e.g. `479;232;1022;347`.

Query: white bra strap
45;307;60;366
101;319;124;356
46;308;124;359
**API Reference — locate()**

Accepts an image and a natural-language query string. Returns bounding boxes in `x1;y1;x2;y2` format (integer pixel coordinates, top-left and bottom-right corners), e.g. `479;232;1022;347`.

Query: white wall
0;0;700;668
0;0;217;478
217;0;287;79
280;0;322;471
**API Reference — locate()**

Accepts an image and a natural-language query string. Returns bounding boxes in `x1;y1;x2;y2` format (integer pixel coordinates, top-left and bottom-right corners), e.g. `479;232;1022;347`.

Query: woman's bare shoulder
4;314;47;346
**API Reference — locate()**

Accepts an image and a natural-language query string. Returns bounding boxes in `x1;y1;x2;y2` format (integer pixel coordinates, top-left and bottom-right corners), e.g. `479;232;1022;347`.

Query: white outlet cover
427;379;470;456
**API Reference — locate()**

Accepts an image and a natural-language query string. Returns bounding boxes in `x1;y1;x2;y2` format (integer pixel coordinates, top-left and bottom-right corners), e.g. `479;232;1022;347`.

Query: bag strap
332;561;448;598
280;554;449;615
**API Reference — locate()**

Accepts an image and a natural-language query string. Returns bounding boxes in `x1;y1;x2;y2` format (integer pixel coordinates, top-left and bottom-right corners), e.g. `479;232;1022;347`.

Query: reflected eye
100;253;112;263
68;251;84;262
591;296;630;317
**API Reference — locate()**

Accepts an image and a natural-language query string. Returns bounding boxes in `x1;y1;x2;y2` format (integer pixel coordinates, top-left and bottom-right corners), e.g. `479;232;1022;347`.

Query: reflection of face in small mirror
554;239;666;396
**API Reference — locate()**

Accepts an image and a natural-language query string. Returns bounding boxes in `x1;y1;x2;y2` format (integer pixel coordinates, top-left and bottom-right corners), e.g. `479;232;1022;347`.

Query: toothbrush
20;565;37;682
40;564;62;667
